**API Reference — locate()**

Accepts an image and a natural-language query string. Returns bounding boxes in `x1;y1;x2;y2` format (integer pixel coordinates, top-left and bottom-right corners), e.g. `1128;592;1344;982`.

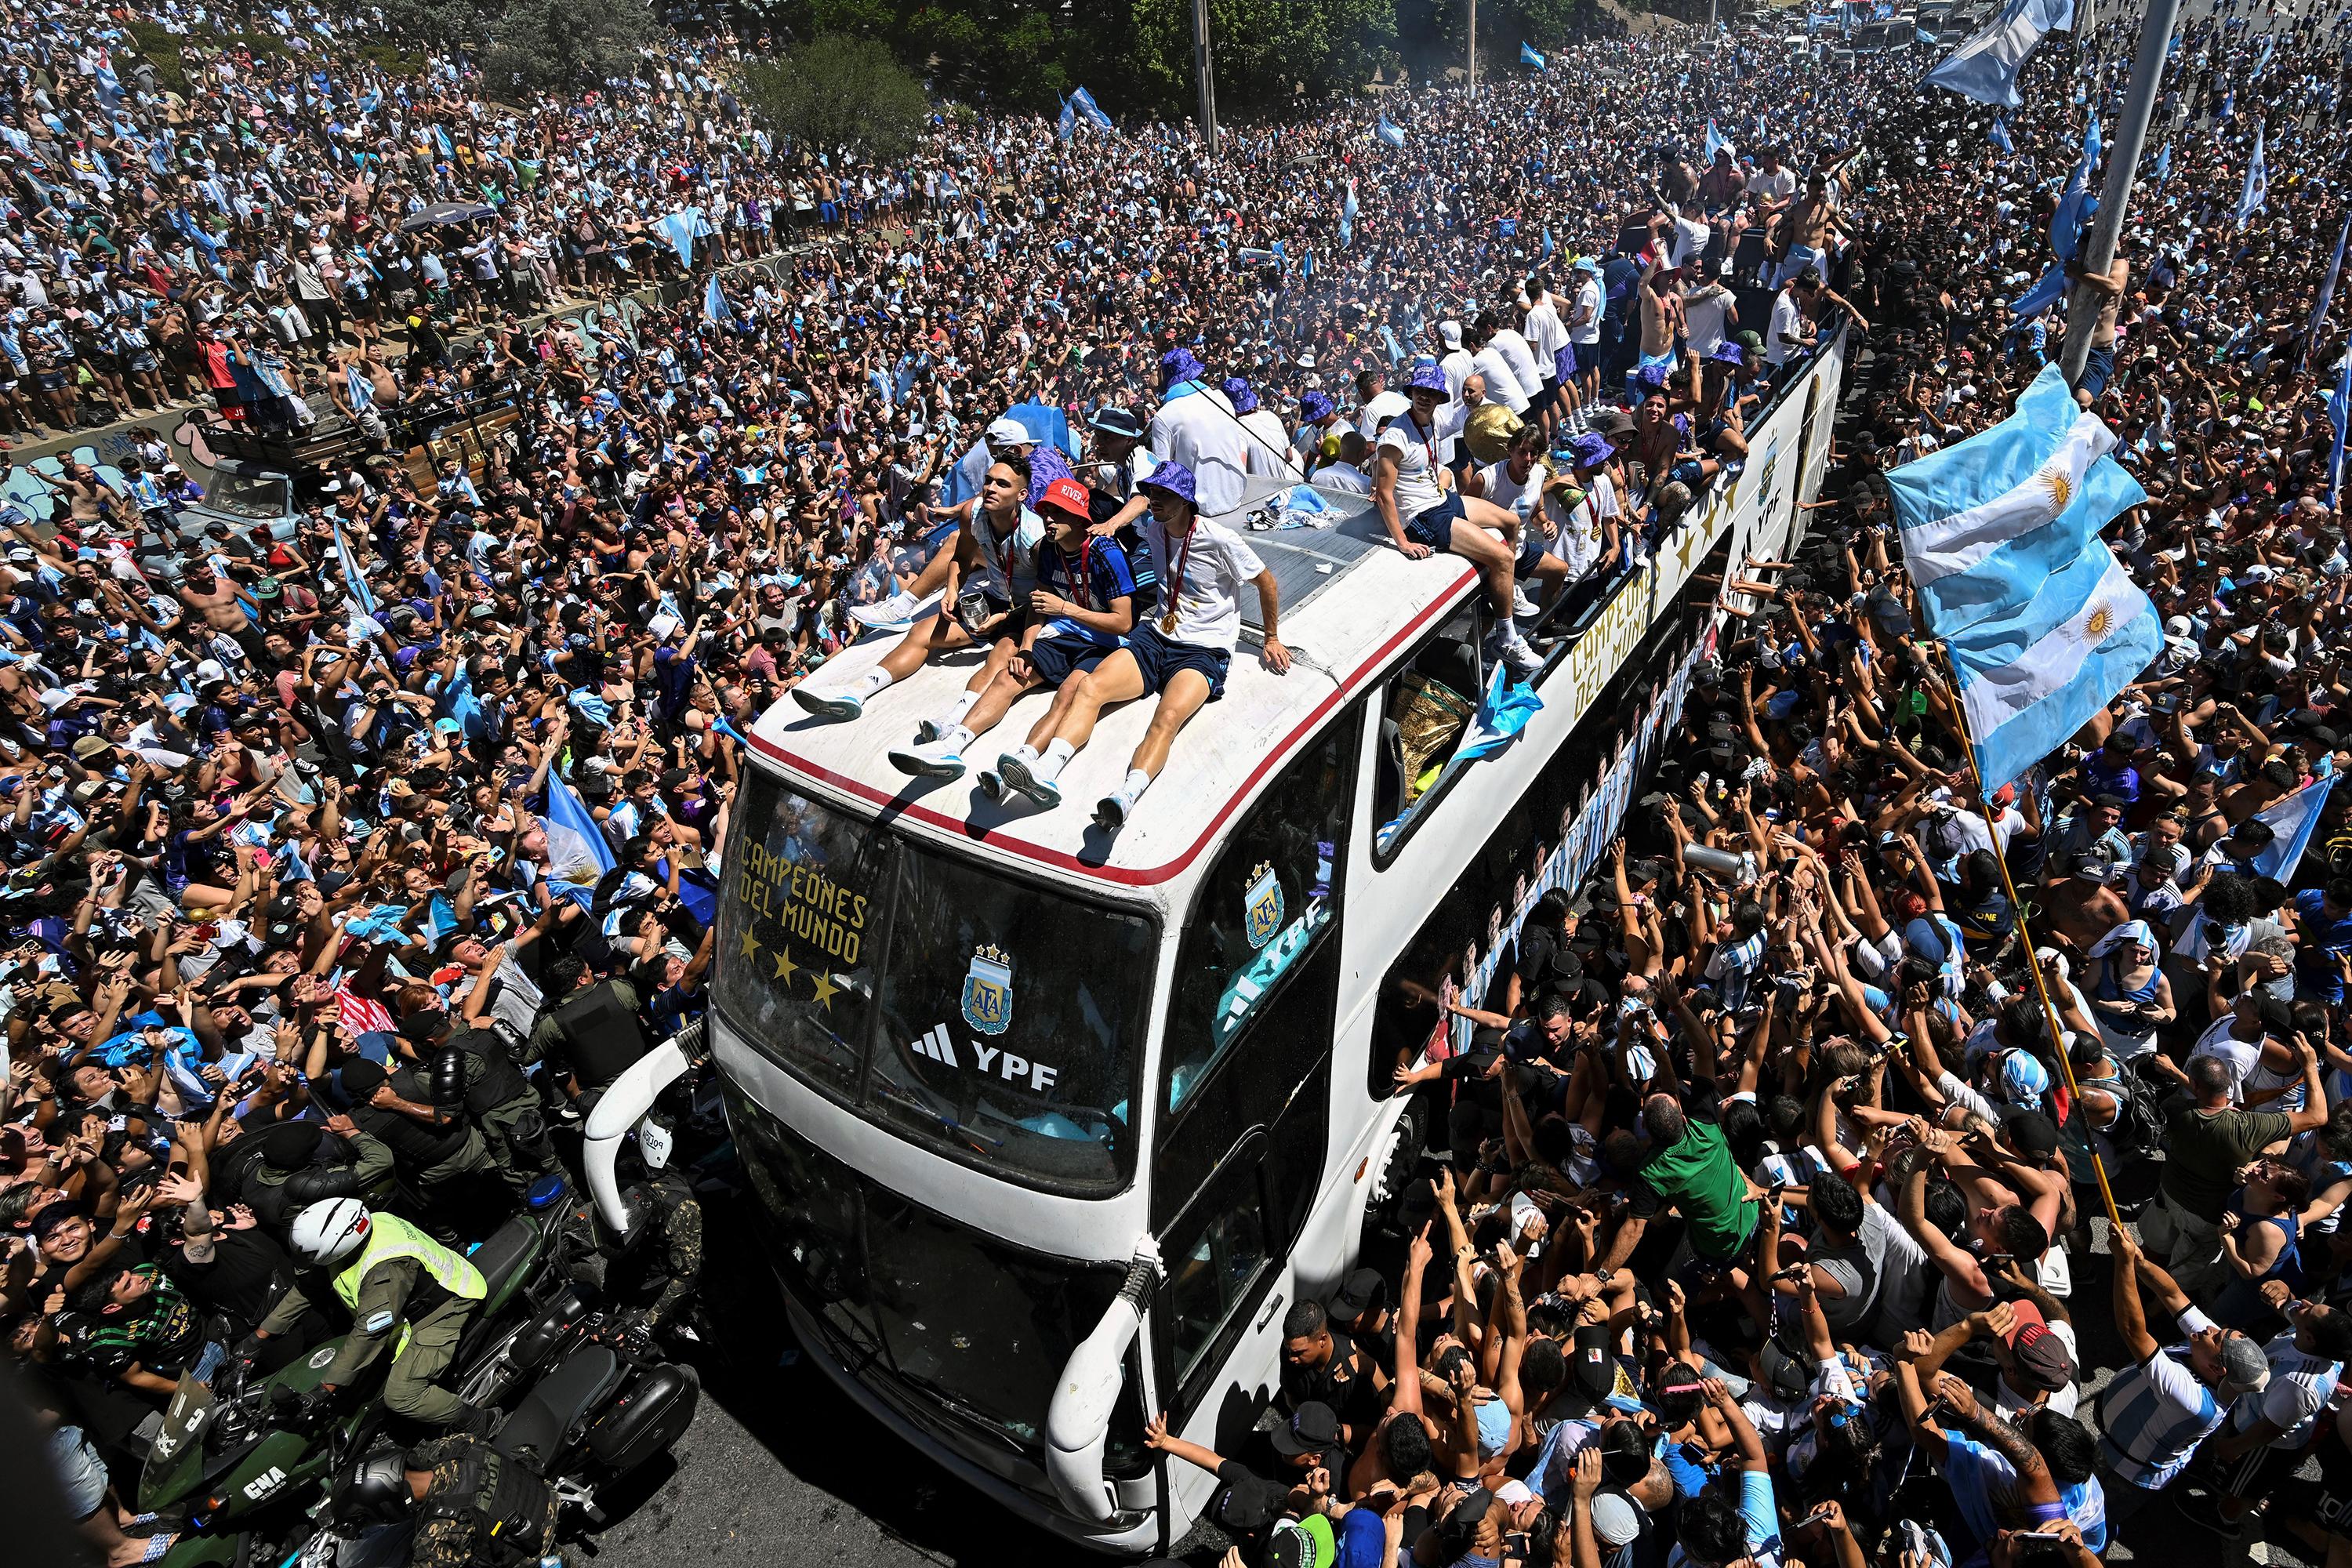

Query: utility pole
1192;0;1218;155
2060;0;2180;383
1468;0;1477;98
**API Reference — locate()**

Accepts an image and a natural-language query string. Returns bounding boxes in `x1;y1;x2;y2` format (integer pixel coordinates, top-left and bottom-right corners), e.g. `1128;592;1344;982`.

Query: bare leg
878;615;973;683
1125;670;1214;779
1036;652;1146;755
1446;507;1519;614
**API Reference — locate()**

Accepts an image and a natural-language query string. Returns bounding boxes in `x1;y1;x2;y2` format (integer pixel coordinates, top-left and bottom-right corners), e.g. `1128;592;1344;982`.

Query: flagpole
1468;0;1478;100
2060;0;2182;384
1192;0;1218;156
1926;641;2124;1230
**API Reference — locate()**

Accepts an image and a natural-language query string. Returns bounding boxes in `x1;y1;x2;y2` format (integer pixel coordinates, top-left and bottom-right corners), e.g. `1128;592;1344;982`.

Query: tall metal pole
2059;0;2180;383
1192;0;1218;155
1468;0;1477;98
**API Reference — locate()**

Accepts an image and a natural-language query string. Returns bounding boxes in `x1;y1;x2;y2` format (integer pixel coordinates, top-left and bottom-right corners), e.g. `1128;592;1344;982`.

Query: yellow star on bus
809;971;840;1010
738;928;760;962
772;949;798;984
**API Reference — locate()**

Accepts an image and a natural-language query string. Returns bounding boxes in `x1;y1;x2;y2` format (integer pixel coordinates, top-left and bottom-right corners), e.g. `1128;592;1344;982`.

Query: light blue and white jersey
2097;1311;2224;1490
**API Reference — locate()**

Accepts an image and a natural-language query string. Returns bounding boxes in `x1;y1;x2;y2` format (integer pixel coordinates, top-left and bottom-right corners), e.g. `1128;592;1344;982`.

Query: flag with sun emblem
1887;362;2162;793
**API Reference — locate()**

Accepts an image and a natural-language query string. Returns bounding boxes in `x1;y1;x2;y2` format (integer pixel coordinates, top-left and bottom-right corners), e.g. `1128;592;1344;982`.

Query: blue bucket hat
1567;433;1613;470
1221;376;1259;414
1138;461;1198;507
1298;390;1335;422
1709;340;1747;365
1160;347;1206;387
1406;363;1447;394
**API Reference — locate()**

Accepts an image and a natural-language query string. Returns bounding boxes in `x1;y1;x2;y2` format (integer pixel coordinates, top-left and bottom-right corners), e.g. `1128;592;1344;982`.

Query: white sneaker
975;768;1007;802
1511;584;1539;619
887;737;966;779
849;590;920;631
1093;793;1131;833
791;685;865;720
996;751;1061;809
1500;637;1544;677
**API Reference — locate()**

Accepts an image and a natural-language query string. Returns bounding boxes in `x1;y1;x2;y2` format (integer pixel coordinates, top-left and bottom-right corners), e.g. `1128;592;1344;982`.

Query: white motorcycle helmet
290;1198;373;1269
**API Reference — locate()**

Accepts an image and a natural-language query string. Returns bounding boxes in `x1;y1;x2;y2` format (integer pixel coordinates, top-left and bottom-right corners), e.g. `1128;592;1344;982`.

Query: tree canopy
737;33;933;163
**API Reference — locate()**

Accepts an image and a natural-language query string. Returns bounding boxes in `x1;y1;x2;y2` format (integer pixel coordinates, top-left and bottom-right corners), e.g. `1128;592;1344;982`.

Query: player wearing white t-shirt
1471;427;1577;617
993;460;1291;831
1373;367;1543;675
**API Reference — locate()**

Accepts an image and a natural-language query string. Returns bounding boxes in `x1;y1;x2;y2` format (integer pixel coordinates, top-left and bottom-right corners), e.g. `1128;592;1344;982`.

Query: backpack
2100;1056;2172;1158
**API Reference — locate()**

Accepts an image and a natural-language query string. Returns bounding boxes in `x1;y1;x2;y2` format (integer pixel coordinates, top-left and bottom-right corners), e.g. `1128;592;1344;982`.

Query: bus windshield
716;771;1156;1192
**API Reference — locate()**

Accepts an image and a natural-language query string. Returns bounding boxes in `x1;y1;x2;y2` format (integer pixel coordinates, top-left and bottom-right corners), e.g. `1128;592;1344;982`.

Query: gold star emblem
808;971;840;1010
772;948;799;985
738;928;760;962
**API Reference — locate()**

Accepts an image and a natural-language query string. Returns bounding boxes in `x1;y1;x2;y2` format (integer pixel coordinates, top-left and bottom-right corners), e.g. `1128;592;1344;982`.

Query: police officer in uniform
404;1010;554;1196
245;1198;492;1432
336;1057;509;1237
222;1117;397;1237
553;1163;703;1338
527;956;654;1112
339;1437;561;1568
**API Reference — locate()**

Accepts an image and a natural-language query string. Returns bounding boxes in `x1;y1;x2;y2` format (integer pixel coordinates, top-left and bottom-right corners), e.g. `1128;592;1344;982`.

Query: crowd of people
5;0;2352;1562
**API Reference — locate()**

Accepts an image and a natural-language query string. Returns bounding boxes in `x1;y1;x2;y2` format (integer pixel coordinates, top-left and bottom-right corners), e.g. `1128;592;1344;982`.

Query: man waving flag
1887;364;2161;793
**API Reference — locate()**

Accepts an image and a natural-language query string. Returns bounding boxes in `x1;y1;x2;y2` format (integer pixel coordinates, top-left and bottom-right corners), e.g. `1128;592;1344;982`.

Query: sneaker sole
791;688;863;720
887;749;964;779
996;755;1060;808
976;771;1005;801
1093;799;1127;832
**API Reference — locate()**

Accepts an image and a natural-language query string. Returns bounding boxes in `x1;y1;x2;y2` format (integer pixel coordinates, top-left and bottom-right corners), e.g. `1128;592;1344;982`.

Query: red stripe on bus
748;572;1475;888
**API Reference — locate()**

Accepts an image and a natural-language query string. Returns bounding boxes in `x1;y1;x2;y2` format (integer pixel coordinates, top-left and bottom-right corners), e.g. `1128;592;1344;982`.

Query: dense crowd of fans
7;0;2352;1562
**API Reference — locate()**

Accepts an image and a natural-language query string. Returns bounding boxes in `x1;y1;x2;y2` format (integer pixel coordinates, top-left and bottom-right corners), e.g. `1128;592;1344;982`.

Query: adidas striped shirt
2097;1307;2224;1490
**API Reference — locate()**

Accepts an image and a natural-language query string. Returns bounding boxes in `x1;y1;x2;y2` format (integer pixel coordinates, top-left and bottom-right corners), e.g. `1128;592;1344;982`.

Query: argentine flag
1988;117;2013;154
1704;120;1730;164
1889;365;2161;794
2238;122;2267;225
2247;773;2336;885
1376;114;1406;148
1925;0;2075;109
1520;42;1548;71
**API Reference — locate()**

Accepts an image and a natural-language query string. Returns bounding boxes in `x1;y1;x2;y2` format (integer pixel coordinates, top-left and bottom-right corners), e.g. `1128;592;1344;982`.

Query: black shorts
1025;630;1111;687
1534;377;1561;417
1124;622;1230;700
1403;489;1466;550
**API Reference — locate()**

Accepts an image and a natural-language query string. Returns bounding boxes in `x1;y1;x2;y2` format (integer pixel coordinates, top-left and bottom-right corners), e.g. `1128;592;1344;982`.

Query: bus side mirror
1045;1241;1163;1524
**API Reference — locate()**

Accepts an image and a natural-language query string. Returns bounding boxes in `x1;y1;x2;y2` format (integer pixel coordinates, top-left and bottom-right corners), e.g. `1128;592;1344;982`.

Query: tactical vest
418;1443;553;1568
448;1025;532;1116
354;1070;477;1171
332;1211;486;1314
550;982;649;1091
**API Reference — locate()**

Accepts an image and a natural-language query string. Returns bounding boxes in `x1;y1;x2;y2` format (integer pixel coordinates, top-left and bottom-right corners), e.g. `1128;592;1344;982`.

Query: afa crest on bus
961;944;1014;1036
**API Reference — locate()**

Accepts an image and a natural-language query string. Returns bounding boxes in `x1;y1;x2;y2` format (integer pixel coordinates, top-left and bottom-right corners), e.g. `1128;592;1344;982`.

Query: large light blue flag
2307;212;2351;370
1340;179;1357;246
1376;114;1406;148
1989;117;2014;153
1925;0;2076;109
1704;120;1730;164
655;208;701;267
1520;42;1548;70
539;775;616;892
330;512;376;617
2252;31;2275;78
1458;662;1544;764
1058;96;1075;142
1069;86;1111;131
2152;141;2171;183
2050;114;2100;264
702;275;735;325
1889;364;2160;793
2238;122;2267;225
2249;772;2336;884
2329;350;2351;507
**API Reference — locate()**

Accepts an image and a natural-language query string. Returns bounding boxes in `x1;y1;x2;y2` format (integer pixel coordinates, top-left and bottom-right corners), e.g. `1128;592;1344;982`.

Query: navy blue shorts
2078;344;2115;398
1515;524;1552;576
1124;622;1230;701
1404;489;1466;550
1024;631;1111;687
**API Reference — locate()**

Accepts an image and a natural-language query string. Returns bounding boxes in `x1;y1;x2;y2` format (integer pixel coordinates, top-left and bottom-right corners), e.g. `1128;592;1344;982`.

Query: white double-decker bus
699;335;1846;1553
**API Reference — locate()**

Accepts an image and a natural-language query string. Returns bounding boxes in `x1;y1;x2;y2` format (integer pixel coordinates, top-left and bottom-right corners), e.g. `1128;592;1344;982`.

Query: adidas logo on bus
911;1025;959;1068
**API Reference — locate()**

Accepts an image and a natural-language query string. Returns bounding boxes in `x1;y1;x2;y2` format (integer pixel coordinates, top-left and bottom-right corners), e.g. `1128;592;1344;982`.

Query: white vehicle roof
746;477;1477;909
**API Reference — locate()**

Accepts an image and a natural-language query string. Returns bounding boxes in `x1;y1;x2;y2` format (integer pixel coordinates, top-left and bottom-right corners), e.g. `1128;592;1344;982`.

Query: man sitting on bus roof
887;476;1137;780
989;460;1290;832
791;454;1042;721
1377;364;1544;677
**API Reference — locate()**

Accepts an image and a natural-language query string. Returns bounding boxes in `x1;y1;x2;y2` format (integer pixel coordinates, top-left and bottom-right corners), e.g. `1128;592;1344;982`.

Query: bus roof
747;476;1479;898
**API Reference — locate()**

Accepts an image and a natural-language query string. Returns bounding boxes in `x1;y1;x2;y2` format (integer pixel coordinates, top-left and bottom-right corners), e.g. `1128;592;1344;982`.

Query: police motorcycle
136;1186;568;1567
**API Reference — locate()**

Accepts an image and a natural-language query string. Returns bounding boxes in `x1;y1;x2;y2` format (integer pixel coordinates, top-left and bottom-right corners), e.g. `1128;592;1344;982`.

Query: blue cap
1710;340;1747;365
1221;376;1259;414
1567;433;1613;470
1406;363;1447;394
1299;390;1335;422
1138;461;1197;507
1160;347;1205;387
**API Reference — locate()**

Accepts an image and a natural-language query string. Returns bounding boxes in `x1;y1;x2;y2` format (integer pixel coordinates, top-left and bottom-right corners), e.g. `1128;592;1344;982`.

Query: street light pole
2060;0;2180;383
1468;0;1477;99
1192;0;1218;155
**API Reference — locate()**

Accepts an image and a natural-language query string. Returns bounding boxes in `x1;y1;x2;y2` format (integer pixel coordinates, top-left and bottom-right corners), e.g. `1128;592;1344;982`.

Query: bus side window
1160;723;1354;1120
1372;603;1490;858
1163;1152;1271;1388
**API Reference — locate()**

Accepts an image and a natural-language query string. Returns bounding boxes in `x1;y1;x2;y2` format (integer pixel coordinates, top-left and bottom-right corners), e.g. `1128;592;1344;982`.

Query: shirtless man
2064;254;2132;401
178;558;260;662
1771;170;1849;288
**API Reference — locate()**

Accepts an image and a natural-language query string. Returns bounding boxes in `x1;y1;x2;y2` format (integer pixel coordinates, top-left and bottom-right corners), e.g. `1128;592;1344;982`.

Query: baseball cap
71;735;110;760
1327;1267;1387;1323
2217;1334;2270;1398
1589;1493;1644;1548
984;416;1033;448
1265;1515;1337;1568
1037;476;1093;523
1757;1336;1810;1399
1269;1400;1340;1457
2001;1301;2076;1392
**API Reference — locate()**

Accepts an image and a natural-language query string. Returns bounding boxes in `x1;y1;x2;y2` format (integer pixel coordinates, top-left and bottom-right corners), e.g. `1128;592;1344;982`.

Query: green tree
481;0;658;95
1129;0;1399;117
739;34;933;162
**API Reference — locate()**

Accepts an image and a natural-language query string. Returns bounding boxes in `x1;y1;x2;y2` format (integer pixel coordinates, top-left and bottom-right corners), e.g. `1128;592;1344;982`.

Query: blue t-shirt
2292;887;2352;1000
1033;535;1137;650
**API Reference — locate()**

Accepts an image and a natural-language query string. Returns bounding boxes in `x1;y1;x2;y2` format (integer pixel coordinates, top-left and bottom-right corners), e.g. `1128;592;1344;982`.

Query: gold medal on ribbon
1160;609;1179;634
